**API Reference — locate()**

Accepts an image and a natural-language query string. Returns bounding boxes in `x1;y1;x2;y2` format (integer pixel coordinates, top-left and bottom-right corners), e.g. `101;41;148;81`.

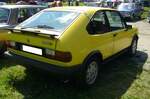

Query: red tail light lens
6;41;16;48
45;50;72;62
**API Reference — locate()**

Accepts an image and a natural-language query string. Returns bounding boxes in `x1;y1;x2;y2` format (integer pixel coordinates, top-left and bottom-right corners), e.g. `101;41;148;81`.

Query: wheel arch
82;50;103;66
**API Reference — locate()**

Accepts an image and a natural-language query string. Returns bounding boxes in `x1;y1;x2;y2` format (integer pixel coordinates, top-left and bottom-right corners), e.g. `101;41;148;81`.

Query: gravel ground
129;20;150;70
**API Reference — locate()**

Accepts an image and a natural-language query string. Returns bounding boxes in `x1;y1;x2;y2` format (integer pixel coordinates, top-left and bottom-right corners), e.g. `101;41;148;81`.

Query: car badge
42;41;52;45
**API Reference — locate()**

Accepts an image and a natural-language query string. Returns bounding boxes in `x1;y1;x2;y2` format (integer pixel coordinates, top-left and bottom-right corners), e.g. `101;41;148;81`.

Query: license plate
22;45;42;55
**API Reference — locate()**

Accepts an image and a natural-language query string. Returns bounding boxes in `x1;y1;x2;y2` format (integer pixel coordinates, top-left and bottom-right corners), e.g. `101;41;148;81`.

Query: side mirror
127;25;132;29
125;25;132;31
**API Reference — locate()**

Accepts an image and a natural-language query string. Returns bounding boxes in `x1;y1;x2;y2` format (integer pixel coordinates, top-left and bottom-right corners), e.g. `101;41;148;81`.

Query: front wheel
128;38;138;56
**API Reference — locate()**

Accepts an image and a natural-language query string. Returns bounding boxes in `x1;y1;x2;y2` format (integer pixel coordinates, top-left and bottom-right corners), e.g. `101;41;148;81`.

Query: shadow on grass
0;53;19;69
5;51;148;99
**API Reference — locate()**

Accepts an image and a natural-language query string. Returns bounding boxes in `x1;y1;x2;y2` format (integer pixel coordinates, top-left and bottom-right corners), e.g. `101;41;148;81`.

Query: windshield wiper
20;25;54;29
7;28;58;39
37;25;54;29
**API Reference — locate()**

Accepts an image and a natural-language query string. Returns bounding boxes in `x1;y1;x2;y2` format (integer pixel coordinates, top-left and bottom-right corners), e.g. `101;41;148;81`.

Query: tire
80;56;100;86
131;14;136;21
0;42;6;56
138;15;141;20
128;38;138;56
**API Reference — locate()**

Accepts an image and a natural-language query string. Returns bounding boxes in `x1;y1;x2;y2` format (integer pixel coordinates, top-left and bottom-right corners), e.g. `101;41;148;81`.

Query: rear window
18;11;80;32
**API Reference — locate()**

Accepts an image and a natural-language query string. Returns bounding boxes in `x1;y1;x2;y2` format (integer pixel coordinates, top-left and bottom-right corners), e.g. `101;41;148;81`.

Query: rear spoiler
7;28;58;39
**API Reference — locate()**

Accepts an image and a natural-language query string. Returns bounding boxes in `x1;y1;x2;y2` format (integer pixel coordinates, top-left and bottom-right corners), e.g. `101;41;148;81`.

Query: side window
105;11;125;31
30;8;38;16
29;8;44;16
18;8;29;23
87;11;110;34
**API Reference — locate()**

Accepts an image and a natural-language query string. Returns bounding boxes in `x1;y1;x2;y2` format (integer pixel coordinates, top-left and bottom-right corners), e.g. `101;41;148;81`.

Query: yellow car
7;7;138;85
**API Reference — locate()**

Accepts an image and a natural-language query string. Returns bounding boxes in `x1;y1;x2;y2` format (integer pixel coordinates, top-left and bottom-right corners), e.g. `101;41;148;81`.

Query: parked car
141;0;150;7
147;10;150;23
0;5;46;56
0;5;46;29
6;7;138;85
117;3;143;20
85;0;104;7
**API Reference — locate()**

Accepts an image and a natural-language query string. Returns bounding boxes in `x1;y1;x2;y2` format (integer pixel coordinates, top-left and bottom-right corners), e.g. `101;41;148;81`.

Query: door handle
113;33;118;37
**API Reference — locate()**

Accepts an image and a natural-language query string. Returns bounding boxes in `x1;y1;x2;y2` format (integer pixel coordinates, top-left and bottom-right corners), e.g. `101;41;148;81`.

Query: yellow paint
7;7;138;68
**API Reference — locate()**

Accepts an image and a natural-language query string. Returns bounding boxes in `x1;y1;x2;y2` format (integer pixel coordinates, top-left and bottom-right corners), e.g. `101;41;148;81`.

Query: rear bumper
9;52;82;76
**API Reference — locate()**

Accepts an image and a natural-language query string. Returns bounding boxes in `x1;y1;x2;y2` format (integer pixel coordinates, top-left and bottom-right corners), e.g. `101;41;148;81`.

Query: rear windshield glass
0;8;10;23
18;11;80;32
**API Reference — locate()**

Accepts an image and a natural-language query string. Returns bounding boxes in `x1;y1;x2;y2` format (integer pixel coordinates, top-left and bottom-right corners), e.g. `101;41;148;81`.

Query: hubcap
132;40;137;54
86;61;98;85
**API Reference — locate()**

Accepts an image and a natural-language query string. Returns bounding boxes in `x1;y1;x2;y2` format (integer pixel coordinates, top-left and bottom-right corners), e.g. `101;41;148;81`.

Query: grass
0;50;150;99
142;7;150;19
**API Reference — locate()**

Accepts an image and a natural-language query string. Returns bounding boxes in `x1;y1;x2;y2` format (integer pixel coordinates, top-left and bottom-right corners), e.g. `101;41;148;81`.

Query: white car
85;0;105;7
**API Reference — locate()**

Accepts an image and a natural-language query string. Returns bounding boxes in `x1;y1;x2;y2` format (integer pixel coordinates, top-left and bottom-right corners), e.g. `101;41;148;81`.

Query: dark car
0;5;46;56
117;3;143;20
141;0;150;7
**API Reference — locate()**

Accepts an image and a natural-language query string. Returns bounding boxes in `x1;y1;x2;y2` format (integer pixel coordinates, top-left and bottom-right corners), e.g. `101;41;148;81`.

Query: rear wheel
0;42;6;56
80;56;100;86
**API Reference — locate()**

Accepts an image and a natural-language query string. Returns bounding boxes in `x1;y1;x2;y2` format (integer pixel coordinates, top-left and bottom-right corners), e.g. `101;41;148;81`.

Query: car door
105;10;131;54
87;11;114;59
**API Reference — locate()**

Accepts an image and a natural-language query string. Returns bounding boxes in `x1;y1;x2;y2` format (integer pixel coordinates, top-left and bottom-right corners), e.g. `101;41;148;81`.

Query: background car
85;0;104;7
0;5;46;56
0;5;46;29
140;0;150;7
7;7;138;86
117;3;143;20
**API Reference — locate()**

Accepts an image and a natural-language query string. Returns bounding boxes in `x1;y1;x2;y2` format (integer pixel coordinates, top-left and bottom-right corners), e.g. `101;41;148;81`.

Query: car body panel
113;28;137;54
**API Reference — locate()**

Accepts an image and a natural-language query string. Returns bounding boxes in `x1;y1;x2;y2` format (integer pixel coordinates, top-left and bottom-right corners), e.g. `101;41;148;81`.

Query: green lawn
142;7;150;19
0;51;150;99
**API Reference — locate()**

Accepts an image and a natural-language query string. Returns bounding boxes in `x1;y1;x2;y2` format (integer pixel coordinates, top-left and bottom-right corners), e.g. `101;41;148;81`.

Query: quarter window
87;11;110;34
18;8;29;23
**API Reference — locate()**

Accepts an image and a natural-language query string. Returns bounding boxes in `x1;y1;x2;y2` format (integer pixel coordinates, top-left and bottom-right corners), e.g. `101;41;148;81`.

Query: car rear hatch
8;28;59;56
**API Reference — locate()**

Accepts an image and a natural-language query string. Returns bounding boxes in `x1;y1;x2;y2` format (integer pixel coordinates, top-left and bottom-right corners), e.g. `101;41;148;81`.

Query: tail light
6;42;72;62
6;41;16;48
45;49;72;62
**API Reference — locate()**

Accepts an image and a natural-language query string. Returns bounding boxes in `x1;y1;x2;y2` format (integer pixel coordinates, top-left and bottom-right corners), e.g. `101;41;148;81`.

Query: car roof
44;6;116;13
120;3;136;5
0;5;46;9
